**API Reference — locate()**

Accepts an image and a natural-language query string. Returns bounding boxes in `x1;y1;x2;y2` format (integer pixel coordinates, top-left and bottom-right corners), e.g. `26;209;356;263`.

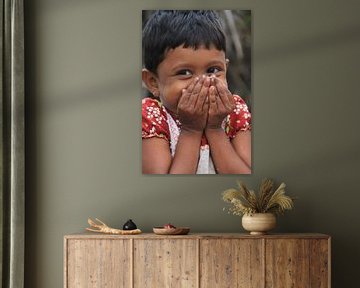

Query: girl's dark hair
143;10;226;74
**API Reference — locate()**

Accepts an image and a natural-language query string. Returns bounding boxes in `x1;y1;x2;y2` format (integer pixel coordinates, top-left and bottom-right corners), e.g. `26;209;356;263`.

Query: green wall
25;0;360;287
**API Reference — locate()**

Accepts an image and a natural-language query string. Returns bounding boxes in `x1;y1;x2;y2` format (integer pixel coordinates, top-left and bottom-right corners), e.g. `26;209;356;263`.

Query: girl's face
151;45;228;114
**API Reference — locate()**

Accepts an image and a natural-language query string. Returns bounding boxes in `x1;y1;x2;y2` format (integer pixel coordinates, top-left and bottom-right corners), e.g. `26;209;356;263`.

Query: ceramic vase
242;213;276;235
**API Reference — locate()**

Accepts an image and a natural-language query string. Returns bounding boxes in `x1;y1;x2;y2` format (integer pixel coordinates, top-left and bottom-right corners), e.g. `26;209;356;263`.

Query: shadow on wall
39;23;360;114
41;75;137;112
256;23;360;64
274;144;360;288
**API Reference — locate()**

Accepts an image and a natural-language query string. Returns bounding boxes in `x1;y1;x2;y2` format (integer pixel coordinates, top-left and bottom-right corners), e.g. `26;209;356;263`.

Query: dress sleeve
142;98;170;141
225;95;252;139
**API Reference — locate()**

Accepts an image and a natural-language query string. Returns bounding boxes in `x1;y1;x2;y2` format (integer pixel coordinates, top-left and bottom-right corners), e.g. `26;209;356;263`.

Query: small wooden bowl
153;227;190;235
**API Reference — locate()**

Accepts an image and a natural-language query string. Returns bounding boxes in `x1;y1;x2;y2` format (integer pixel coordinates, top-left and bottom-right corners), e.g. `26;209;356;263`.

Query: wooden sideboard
64;233;330;288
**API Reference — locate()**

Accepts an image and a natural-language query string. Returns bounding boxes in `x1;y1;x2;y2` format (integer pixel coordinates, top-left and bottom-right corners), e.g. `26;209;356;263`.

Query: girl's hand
177;75;210;133
206;77;235;130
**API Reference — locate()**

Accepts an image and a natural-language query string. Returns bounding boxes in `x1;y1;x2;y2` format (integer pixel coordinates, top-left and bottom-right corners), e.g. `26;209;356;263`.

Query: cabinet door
134;239;198;288
266;239;310;287
200;239;264;288
65;239;131;288
309;239;330;288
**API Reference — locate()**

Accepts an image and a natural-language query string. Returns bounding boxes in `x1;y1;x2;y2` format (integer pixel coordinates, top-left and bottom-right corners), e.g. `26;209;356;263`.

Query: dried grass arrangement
222;179;295;216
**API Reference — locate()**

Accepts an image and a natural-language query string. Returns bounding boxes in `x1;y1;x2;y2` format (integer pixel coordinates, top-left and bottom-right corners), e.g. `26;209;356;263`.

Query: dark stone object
123;219;137;230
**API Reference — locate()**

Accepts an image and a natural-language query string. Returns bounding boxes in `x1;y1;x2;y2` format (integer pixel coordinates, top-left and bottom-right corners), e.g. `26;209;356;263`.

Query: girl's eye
207;67;221;74
176;69;192;76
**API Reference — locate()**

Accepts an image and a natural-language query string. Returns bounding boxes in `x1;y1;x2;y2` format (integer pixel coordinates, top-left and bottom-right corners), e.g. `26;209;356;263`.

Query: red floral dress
142;95;251;173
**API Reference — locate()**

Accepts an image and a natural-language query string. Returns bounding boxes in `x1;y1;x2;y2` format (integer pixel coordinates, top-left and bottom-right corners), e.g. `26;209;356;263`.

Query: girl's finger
215;89;227;112
195;76;210;110
202;95;209;113
189;76;205;106
209;86;218;113
215;78;234;110
180;76;199;107
186;76;199;94
177;88;190;111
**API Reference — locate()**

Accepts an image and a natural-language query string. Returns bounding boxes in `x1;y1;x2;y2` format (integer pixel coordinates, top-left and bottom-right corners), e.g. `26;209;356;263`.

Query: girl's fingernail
195;77;199;82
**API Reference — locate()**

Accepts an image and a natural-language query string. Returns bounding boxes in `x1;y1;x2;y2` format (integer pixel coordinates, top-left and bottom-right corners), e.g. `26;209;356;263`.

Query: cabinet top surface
64;232;330;240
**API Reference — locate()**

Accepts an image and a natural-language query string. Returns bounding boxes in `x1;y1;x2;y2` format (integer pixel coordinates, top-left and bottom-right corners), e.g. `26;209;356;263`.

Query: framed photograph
141;10;252;175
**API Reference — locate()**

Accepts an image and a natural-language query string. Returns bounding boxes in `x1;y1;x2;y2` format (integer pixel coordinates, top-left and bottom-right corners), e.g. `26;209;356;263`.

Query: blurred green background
25;0;360;287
